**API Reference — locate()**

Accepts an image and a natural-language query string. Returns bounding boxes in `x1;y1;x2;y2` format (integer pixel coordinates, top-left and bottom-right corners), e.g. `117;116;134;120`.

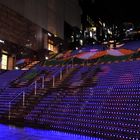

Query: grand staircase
0;60;139;140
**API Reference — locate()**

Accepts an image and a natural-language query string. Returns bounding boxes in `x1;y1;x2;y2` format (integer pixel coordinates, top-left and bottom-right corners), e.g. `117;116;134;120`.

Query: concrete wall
0;0;81;39
0;0;48;30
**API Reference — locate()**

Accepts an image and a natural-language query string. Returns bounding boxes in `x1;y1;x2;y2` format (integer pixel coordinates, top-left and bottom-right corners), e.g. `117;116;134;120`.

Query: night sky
80;0;140;24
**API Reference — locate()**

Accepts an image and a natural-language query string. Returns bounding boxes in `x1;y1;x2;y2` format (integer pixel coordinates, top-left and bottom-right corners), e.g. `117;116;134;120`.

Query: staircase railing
8;74;45;120
8;57;75;119
8;91;25;120
52;57;74;87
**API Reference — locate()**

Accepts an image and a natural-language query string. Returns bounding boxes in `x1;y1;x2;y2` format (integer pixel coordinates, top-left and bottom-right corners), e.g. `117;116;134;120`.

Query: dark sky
80;0;140;24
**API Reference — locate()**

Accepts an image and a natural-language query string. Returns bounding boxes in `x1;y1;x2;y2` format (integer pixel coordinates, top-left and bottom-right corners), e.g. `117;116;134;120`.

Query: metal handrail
9;91;23;104
52;57;75;87
8;70;46;120
53;58;73;77
8;91;25;120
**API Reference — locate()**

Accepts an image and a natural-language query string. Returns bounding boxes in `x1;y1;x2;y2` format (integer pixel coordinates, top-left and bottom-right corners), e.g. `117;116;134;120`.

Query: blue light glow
0;124;103;140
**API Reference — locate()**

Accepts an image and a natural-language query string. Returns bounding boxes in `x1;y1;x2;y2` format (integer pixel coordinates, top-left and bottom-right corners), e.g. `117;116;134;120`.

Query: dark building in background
79;0;102;45
0;0;82;69
79;0;140;48
64;22;83;50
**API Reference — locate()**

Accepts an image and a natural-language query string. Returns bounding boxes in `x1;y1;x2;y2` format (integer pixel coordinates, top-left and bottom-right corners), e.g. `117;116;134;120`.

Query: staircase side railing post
23;91;25;106
42;76;45;89
34;81;37;95
8;102;11;120
60;69;63;80
53;75;55;87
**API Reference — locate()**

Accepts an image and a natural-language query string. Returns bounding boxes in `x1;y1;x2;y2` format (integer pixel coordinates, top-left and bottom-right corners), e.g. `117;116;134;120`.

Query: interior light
45;56;49;60
48;33;52;37
80;40;83;46
0;40;4;44
15;67;19;70
90;31;93;38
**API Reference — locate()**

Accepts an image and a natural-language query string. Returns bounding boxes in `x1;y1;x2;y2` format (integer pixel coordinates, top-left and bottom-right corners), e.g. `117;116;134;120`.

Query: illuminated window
71;36;74;42
90;31;93;38
91;27;96;32
80;40;83;46
1;54;8;70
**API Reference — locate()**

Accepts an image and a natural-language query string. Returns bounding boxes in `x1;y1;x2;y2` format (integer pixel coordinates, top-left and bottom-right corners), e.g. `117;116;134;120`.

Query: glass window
1;54;8;70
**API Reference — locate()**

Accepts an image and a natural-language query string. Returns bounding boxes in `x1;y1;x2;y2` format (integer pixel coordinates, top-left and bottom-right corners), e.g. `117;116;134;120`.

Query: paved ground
0;124;103;140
